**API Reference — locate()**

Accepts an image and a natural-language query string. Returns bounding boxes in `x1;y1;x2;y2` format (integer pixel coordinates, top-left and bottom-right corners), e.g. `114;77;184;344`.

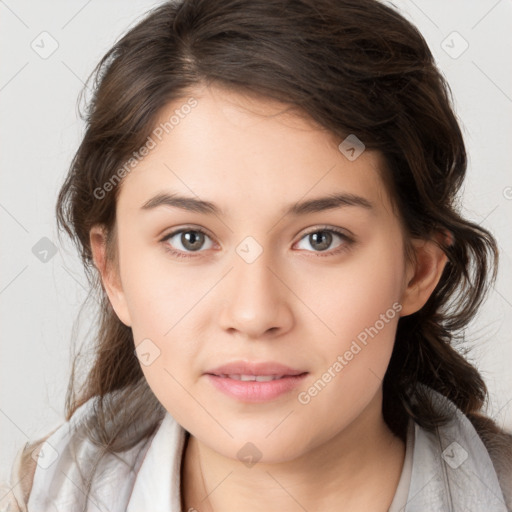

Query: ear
399;233;449;317
89;224;132;327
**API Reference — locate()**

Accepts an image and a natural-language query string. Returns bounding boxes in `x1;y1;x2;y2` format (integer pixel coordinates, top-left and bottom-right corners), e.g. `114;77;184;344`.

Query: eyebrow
140;191;374;217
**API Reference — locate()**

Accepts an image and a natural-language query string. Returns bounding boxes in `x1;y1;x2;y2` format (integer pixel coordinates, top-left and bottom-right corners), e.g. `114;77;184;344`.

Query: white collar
126;412;187;511
126;414;413;511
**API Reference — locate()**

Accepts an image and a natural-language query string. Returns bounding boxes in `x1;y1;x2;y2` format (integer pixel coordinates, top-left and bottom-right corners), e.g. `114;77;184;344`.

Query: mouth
204;361;308;402
214;374;292;382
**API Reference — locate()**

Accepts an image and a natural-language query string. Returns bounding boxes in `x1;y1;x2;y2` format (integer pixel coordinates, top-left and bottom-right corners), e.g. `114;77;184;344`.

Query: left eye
295;228;352;254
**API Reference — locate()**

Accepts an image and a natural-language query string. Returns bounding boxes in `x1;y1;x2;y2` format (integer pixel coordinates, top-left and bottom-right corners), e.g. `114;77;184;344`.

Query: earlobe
400;236;449;317
89;224;132;327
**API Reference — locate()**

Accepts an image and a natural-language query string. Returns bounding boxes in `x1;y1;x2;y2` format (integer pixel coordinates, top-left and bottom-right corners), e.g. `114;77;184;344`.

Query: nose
218;247;294;340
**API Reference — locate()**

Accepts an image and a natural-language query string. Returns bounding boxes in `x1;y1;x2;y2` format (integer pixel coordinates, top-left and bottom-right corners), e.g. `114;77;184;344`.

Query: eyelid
160;224;215;241
299;224;354;239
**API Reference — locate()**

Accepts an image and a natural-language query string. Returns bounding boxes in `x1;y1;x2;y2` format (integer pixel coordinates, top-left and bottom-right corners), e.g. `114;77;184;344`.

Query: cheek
119;241;201;337
295;233;404;409
118;253;202;411
310;231;405;344
131;309;203;428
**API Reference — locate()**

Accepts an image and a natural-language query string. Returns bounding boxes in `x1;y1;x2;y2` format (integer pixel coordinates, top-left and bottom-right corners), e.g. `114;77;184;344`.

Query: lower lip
206;374;308;402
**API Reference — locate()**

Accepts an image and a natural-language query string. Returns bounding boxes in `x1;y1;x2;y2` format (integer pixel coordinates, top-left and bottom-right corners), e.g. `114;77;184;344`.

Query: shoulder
0;397;108;510
13;392;164;511
422;384;512;511
470;413;512;511
0;433;51;512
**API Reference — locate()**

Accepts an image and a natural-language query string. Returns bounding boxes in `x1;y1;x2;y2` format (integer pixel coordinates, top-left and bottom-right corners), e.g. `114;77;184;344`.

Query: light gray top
23;384;509;511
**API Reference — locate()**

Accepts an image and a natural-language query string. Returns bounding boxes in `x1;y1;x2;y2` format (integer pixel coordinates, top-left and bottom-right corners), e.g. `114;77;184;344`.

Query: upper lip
205;361;307;377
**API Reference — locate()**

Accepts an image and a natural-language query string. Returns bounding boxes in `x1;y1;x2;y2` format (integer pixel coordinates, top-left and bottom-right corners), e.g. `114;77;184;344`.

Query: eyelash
160;225;355;259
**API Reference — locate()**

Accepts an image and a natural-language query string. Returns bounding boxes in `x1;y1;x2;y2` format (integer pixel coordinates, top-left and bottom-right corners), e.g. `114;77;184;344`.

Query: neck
181;388;405;512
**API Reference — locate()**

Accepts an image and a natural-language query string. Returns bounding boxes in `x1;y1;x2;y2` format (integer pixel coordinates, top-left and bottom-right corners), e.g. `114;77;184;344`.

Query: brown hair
56;0;504;457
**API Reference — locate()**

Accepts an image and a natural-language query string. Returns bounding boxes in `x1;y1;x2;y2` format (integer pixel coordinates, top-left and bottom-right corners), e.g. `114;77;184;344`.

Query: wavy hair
56;0;503;462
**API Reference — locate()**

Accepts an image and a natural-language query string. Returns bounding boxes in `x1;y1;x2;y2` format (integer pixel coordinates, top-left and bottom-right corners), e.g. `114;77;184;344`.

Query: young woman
1;0;511;510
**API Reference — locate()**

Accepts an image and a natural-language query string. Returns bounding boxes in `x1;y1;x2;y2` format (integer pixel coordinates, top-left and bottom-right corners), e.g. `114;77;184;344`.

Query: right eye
160;227;215;258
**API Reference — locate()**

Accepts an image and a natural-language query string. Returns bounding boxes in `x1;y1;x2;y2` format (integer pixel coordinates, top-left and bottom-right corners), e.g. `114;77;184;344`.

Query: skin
90;84;447;511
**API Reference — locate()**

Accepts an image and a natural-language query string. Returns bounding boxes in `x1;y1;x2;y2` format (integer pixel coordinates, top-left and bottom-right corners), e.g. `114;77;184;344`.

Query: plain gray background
1;0;511;483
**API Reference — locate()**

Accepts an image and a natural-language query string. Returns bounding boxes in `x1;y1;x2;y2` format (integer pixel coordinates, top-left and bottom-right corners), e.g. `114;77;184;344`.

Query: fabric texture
388;415;415;512
1;384;511;511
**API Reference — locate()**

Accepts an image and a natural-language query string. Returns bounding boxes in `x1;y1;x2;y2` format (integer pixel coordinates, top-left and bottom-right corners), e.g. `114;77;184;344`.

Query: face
94;85;431;463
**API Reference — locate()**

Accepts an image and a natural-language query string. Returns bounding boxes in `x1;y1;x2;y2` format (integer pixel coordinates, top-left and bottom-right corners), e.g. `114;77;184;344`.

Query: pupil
311;231;331;251
183;231;203;250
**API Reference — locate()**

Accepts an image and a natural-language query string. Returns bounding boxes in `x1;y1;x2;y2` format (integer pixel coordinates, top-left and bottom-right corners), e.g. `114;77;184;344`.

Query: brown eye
161;227;214;257
295;227;354;256
178;230;206;251
307;231;333;251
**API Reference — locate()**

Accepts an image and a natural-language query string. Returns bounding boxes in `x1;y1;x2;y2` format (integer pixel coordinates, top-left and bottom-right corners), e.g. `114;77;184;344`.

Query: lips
206;361;306;378
205;361;308;402
223;374;282;382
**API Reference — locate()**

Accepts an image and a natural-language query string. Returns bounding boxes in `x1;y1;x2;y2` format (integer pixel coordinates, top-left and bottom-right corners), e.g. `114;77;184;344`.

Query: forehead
116;85;392;220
